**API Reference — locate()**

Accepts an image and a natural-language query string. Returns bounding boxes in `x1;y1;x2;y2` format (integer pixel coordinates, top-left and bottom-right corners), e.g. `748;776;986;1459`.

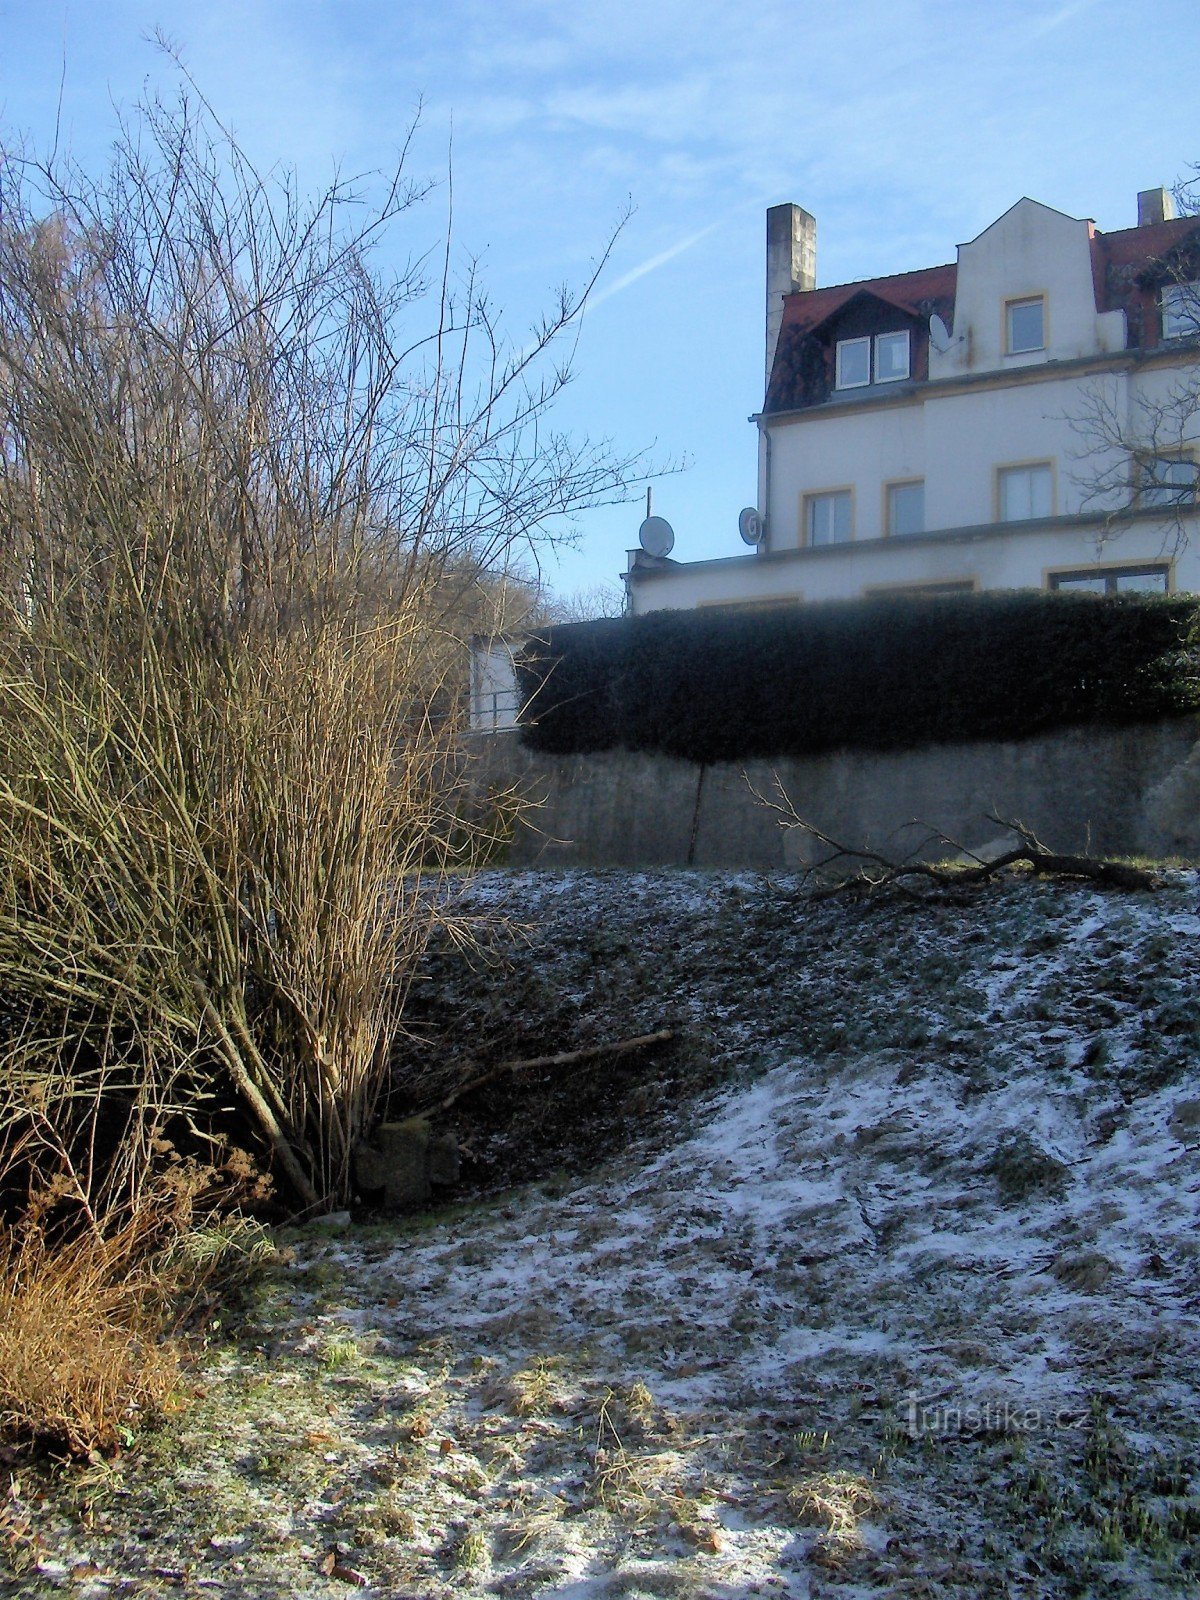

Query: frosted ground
10;869;1200;1597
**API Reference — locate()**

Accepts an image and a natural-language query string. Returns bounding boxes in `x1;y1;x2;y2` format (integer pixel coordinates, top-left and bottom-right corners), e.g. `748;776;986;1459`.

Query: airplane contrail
586;216;726;312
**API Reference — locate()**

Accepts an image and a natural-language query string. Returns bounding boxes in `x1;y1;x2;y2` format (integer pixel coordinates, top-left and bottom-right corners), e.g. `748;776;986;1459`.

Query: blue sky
1;0;1196;606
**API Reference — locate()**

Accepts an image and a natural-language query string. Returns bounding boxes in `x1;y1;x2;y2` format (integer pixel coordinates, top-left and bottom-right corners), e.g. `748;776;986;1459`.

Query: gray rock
354;1117;459;1209
309;1209;353;1231
1169;1099;1200;1144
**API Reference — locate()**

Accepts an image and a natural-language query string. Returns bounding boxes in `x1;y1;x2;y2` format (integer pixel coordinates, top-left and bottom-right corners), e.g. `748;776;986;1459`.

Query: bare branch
747;774;1159;896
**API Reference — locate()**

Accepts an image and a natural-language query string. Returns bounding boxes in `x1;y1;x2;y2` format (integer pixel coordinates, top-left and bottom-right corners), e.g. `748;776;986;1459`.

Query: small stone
310;1210;352;1230
1169;1099;1200;1143
428;1130;461;1187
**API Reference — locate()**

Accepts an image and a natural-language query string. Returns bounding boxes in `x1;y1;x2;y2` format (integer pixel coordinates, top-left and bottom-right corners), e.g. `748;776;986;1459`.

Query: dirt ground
7;868;1200;1598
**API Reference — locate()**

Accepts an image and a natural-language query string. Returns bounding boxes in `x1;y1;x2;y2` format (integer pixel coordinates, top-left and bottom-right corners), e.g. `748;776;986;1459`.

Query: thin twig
426;1029;675;1114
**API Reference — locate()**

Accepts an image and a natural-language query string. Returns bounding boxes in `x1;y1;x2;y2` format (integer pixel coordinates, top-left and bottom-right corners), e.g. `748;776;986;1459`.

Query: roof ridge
1096;215;1200;243
788;260;957;298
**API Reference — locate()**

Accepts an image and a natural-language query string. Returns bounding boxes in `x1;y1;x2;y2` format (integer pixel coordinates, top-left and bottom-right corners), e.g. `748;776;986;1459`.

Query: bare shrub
0;86;639;1217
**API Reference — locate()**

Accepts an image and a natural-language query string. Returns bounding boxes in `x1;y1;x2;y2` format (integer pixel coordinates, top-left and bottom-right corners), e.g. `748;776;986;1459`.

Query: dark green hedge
515;591;1200;762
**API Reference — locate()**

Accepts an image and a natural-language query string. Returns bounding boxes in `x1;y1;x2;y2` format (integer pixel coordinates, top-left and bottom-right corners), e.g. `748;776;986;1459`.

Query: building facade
625;188;1200;613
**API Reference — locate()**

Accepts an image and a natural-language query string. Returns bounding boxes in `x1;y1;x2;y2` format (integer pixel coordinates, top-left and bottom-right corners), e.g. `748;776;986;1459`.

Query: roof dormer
935;197;1126;378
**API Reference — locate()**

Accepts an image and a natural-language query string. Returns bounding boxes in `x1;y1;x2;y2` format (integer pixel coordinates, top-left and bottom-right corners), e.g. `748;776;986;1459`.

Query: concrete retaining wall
469;720;1200;870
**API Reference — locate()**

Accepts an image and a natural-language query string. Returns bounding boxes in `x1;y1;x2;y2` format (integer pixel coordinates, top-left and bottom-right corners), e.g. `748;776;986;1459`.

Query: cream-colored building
625;189;1200;612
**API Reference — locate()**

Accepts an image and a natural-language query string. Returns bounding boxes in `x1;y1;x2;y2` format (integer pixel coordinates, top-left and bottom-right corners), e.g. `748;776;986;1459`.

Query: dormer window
1006;296;1045;354
834;330;910;390
874;331;910;382
835;337;871;388
1161;283;1200;340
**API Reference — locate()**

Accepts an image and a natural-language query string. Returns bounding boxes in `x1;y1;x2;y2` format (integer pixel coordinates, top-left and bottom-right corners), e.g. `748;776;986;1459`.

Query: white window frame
874;330;910;384
997;461;1054;522
1006;296;1045;354
835;329;911;390
804;489;853;547
835;337;871;390
885;478;925;537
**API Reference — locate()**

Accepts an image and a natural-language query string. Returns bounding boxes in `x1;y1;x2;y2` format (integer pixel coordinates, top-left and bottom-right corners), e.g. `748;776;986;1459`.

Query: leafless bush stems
0;88;639;1218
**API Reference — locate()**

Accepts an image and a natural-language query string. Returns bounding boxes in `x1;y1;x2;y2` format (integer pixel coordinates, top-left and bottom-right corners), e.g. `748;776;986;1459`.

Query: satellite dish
638;515;675;557
738;507;765;546
928;312;953;354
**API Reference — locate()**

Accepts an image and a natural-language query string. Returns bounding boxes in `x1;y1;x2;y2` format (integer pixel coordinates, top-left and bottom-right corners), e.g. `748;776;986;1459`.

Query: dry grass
0;1209;274;1457
590;1389;689;1523
0;1219;180;1456
485;1357;572;1418
788;1468;880;1550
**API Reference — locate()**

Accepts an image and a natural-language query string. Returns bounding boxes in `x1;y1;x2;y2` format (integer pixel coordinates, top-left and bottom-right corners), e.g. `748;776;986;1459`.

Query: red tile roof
776;214;1200;343
1091;214;1200;306
767;211;1200;409
775;262;958;342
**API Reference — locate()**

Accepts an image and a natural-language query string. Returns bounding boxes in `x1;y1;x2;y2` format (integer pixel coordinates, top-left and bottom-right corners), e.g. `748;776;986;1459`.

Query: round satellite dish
738;506;765;546
929;312;953;353
638;515;675;557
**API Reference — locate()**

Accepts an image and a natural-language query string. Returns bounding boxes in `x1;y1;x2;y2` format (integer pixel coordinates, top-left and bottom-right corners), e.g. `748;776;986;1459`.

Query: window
1006;296;1045;354
874;331;910;383
1161;283;1200;341
1049;564;1170;595
886;479;925;536
835;337;871;389
805;490;852;546
1136;453;1200;507
834;330;910;389
998;462;1053;521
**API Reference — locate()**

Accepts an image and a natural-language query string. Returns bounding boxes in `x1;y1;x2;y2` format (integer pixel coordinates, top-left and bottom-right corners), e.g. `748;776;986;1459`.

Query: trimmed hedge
515;591;1200;763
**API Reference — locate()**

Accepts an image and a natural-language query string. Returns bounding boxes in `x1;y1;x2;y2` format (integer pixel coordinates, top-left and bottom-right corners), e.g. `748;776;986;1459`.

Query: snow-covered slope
22;870;1200;1598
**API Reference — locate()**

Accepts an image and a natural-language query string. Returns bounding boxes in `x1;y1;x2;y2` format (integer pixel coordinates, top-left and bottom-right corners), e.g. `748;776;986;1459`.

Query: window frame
863;578;977;599
884;477;925;537
802;487;854;547
1046;562;1172;596
1005;295;1046;355
873;330;911;384
1134;450;1200;508
834;337;872;390
996;459;1055;523
834;329;912;390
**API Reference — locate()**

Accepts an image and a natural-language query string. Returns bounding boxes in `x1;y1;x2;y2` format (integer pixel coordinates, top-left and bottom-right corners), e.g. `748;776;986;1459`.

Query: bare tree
545;579;628;623
1072;173;1200;555
0;88;644;1219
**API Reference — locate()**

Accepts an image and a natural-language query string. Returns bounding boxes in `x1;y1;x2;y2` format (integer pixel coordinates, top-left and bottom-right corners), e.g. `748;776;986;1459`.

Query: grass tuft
788;1469;879;1550
0;1217;181;1456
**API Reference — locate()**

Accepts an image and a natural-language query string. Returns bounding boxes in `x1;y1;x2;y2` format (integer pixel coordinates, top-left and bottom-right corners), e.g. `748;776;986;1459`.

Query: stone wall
468;720;1200;870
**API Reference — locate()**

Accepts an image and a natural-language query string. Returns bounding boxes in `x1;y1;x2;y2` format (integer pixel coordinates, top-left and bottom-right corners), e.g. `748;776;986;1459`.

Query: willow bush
0;91;635;1218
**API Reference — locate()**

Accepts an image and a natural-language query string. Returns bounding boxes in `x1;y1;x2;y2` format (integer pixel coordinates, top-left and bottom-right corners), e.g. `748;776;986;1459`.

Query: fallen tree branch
745;774;1160;895
426;1030;676;1114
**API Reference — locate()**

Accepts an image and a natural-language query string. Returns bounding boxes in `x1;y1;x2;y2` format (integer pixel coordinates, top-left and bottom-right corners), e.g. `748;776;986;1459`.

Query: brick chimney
766;203;816;388
1138;186;1176;227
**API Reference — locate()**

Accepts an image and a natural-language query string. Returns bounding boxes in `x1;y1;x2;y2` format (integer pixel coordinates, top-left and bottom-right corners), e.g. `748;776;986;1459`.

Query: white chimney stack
766;203;816;389
1138;186;1176;227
